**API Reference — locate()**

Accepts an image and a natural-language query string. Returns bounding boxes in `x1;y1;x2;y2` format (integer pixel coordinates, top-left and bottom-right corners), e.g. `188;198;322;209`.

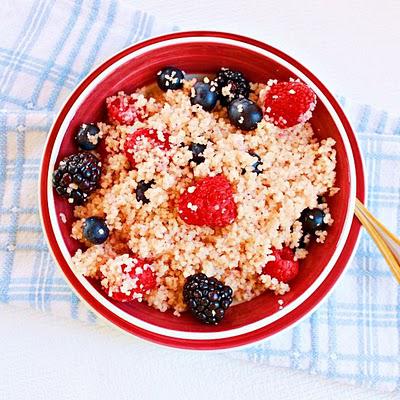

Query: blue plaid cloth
1;0;400;393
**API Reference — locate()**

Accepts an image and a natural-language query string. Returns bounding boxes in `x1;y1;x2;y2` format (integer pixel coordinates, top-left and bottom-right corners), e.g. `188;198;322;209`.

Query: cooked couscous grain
69;76;337;314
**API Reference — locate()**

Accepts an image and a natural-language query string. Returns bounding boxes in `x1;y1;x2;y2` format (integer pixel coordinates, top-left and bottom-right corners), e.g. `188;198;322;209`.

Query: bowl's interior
52;42;350;332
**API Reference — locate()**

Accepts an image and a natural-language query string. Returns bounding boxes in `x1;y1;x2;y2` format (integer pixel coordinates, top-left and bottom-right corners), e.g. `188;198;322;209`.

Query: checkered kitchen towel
1;0;400;393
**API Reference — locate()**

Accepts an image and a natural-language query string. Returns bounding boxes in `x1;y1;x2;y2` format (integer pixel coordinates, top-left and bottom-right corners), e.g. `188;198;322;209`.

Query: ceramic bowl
39;31;365;350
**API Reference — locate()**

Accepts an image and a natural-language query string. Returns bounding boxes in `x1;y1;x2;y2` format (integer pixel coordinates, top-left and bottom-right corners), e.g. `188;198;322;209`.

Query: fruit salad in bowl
40;32;364;349
53;66;337;325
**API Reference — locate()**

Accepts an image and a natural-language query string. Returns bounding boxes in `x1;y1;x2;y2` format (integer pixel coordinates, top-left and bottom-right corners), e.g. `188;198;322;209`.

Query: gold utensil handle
355;199;400;284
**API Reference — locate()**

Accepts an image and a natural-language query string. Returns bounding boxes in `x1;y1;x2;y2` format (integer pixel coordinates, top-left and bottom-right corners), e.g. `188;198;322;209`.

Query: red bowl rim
39;31;365;350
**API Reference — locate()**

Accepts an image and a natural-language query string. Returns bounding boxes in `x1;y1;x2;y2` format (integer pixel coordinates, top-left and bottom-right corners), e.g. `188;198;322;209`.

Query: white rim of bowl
45;35;357;340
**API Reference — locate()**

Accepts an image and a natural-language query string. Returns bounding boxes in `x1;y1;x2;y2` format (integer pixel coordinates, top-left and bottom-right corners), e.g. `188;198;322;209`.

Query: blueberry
296;232;310;249
75;123;101;150
83;217;109;244
299;208;326;233
242;152;262;175
156;67;184;91
317;195;327;204
249;152;263;174
228;98;263;131
136;180;155;204
188;143;206;165
190;81;218;112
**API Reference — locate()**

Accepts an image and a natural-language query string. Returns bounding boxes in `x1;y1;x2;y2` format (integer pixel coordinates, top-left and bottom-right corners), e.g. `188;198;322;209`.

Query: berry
136;180;155;204
215;68;250;106
52;152;102;205
299;208;326;233
178;174;237;228
106;92;147;125
242;152;262;175
228;98;263;131
190;81;218;112
157;67;184;91
83;217;109;244
262;247;299;283
124;128;170;165
106;257;157;302
75;123;101;150
188;142;207;165
317;195;327;204
297;233;311;249
264;81;316;128
183;273;233;325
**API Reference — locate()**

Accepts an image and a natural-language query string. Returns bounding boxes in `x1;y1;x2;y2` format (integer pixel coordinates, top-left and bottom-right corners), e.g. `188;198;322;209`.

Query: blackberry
183;273;233;325
52;152;102;205
215;67;250;106
188;142;207;165
136;180;155;204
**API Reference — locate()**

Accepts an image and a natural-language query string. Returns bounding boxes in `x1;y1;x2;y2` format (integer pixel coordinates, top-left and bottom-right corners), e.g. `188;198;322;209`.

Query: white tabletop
1;1;399;399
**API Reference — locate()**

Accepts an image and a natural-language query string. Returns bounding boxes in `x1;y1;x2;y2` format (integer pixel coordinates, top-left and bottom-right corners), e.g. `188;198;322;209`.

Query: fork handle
355;199;400;283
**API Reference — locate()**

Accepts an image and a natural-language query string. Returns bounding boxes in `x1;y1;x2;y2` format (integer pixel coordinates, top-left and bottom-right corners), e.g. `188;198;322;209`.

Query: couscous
52;67;337;325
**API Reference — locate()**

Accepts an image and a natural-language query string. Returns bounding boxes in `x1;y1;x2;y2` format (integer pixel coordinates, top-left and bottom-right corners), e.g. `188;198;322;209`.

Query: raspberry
104;257;157;302
262;247;299;283
124;128;170;164
106;92;147;125
178;174;237;228
264;81;316;128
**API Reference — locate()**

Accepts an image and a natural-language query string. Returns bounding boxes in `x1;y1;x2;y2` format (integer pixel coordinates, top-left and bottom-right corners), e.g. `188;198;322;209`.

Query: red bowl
39;31;365;350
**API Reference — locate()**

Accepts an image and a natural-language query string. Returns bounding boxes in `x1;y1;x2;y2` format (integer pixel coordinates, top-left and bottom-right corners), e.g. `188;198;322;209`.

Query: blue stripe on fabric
10;277;67;285
375;111;388;134
0;1;45;93
0;0;56;108
327;293;337;378
71;292;80;319
357;104;372;132
0;113;9;301
76;0;117;80
0;207;38;213
290;325;300;369
9;294;73;301
87;310;97;323
0;225;42;233
0;48;78;88
124;10;143;47
44;0;88;109
8;284;70;293
0;114;26;302
144;15;155;38
243;347;400;364
30;0;83;105
43;253;56;312
0;244;50;251
394;118;400;136
310;312;319;372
